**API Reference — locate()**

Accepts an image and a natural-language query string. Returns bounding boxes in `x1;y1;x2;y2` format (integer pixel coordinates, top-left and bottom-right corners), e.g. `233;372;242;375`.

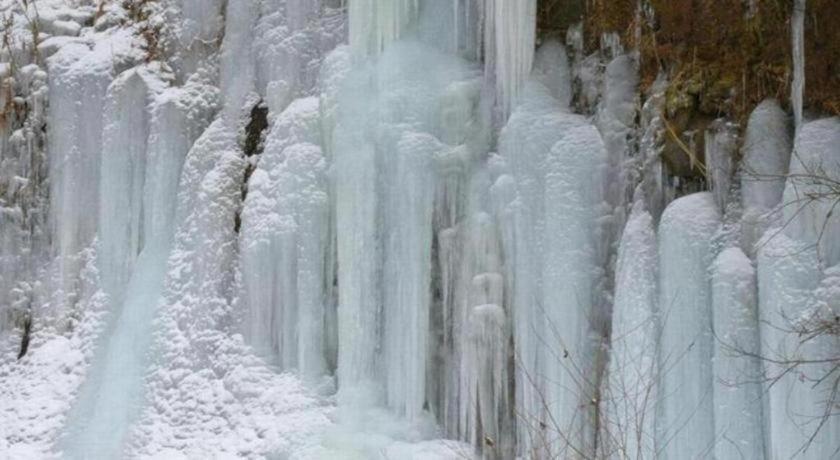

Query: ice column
349;0;419;56
791;0;806;129
98;68;164;300
656;192;720;459
47;43;114;295
705;121;739;212
757;234;820;459
711;248;764;460
540;124;607;455
781;118;840;266
482;0;537;117
465;302;509;460
759;117;840;458
383;131;438;419
740;100;792;254
603;202;658;460
333;64;383;398
499;43;600;456
143;82;219;245
240;97;328;378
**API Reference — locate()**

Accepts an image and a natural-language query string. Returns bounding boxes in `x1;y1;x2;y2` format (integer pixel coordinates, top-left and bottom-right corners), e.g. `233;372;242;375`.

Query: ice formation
656;192;720;459
602;202;658;459
711;248;764;459
740;99;792;254
0;1;838;459
758;117;840;459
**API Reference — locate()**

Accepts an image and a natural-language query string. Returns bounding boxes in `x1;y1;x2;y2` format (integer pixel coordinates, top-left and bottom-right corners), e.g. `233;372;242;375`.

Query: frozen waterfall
0;1;837;458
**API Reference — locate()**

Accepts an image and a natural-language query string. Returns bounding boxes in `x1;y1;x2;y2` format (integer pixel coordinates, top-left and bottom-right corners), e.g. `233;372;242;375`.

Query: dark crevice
17;311;32;360
243;103;269;158
235;101;269;233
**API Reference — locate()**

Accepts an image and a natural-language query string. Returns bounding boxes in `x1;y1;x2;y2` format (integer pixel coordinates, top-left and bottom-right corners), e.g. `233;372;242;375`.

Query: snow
656;192;720;459
129;118;331;458
0;247;107;458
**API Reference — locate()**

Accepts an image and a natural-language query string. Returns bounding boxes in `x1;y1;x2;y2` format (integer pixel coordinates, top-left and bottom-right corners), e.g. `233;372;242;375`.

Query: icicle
143;81;219;245
465;302;510;460
705;121;739;212
483;0;537;118
349;0;419;56
383;131;438;419
656;192;720;459
98;68;163;302
791;0;806;130
711;248;764;460
741;100;792;211
240;97;328;378
47;43;113;297
602;202;657;460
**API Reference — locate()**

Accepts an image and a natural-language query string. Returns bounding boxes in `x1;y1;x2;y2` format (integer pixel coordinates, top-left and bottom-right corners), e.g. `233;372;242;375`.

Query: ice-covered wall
1;1;839;458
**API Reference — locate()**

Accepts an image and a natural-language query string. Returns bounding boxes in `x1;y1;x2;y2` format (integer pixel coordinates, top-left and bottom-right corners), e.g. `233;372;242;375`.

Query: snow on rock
656;192;721;459
710;247;764;459
602;202;658;460
253;0;346;114
0;248;107;458
129;119;331;458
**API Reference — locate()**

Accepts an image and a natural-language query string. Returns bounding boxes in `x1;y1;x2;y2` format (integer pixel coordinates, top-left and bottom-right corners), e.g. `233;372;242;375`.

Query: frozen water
603;202;658;459
781;118;840;266
711;247;764;459
757;233;821;459
656;192;720;459
740;100;792;254
2;2;837;459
